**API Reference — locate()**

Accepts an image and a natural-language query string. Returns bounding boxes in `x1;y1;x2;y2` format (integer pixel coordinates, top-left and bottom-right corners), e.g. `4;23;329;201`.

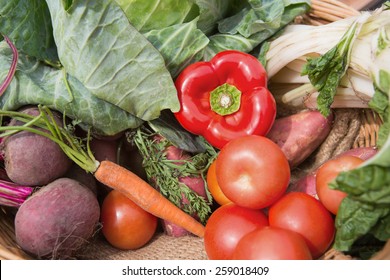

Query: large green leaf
194;0;236;35
0;41;142;136
333;197;389;251
217;0;285;37
333;165;390;205
0;0;58;62
204;0;310;59
45;0;179;121
115;0;198;33
144;18;209;78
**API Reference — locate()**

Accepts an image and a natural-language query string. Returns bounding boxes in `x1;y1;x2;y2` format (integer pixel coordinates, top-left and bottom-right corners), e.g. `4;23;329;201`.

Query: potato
267;110;334;168
288;172;318;199
162;175;207;237
14;178;100;259
155;141;209;237
336;146;378;161
1;107;72;186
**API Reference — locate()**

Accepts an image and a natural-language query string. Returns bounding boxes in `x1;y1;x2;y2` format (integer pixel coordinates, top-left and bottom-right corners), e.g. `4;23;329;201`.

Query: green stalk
0;106;99;173
131;128;214;224
302;14;370;116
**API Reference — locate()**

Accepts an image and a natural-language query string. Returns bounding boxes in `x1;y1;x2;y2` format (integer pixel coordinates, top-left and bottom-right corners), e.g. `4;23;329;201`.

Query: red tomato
216;135;290;209
204;203;269;260
207;159;232;206
316;155;364;215
101;190;158;250
232;226;312;260
268;192;335;258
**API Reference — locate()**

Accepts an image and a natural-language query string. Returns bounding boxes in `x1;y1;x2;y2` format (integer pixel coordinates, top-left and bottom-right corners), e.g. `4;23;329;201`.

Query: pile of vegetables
0;0;389;260
261;2;390;255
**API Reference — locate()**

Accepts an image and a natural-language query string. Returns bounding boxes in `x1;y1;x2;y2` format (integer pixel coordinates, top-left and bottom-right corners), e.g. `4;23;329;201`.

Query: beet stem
0;180;34;207
0;35;18;97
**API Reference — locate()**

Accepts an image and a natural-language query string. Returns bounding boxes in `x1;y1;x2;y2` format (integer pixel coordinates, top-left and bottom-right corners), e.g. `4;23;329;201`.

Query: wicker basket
1;0;389;260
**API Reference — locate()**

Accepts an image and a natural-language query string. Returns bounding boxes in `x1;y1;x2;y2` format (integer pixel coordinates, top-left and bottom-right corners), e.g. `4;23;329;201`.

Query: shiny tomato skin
268;192;335;259
207;159;232;206
204;203;269;260
316;155;364;215
101;190;158;250
232;226;312;260
216;135;290;209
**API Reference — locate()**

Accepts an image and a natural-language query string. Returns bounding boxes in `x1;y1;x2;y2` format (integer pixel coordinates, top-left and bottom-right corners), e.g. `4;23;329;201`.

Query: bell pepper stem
209;83;242;116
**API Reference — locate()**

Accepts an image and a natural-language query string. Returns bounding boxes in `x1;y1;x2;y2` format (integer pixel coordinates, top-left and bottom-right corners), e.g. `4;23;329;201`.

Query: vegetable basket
0;0;389;260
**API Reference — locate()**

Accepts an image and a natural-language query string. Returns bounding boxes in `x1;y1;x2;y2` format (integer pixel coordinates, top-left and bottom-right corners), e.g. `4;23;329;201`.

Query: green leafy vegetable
194;0;234;35
0;0;58;62
115;0;198;33
1;0;310;137
217;0;285;37
45;0;179;121
333;197;389;251
204;0;311;59
0;41;142;135
331;34;390;252
144;18;209;78
302;13;370;117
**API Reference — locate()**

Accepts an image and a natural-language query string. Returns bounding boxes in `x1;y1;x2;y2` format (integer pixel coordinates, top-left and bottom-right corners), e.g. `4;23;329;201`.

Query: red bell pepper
174;50;276;149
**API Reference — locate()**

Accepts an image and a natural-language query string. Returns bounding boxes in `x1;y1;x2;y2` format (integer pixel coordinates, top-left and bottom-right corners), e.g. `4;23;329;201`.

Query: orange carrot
94;160;205;238
0;106;206;238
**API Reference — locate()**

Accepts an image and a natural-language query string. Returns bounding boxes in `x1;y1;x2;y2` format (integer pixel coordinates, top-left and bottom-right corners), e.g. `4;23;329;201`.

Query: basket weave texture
0;0;389;260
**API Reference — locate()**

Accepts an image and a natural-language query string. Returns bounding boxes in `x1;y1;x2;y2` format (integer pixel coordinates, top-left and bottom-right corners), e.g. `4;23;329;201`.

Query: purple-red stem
0;35;18;96
0;179;34;207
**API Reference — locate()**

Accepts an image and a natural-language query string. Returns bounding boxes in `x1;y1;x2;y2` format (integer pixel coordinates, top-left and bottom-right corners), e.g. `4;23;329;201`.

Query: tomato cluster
204;135;363;260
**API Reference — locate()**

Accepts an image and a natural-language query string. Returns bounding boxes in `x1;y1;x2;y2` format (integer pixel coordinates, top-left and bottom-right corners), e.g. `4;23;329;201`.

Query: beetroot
1;107;72;186
14;178;100;259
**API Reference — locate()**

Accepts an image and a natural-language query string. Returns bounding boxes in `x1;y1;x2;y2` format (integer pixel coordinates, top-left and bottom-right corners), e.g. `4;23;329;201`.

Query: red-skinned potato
158;144;209;237
267;110;333;169
336;146;378;161
288;172;318;198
